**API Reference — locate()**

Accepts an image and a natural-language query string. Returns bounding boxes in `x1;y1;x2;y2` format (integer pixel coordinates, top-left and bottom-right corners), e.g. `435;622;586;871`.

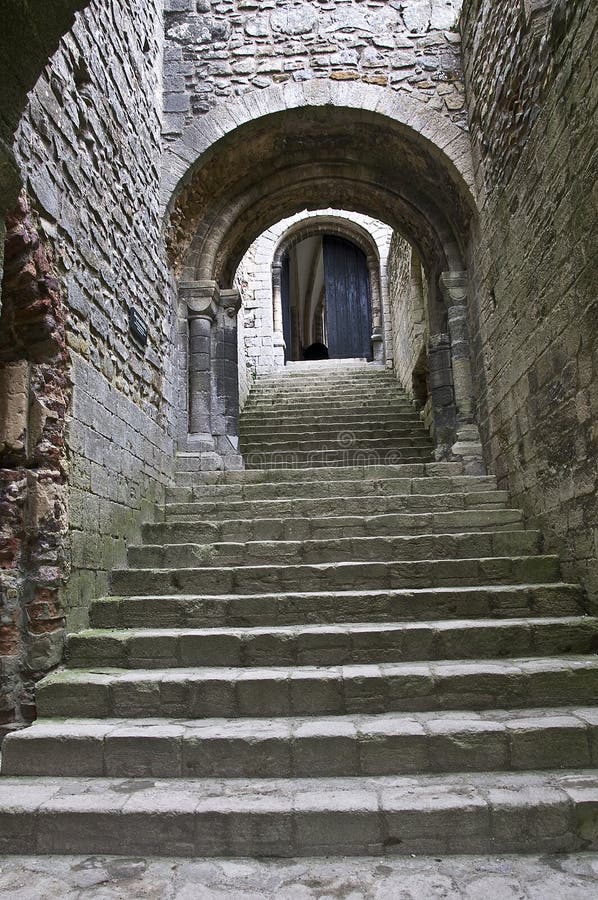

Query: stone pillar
178;281;218;452
439;271;485;473
212;288;243;470
271;263;286;367
178;281;244;470
428;333;457;457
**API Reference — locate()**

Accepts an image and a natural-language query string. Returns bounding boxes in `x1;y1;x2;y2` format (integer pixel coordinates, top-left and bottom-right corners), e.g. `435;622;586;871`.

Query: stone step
91;584;584;630
240;422;424;440
248;375;397;388
245;450;433;469
35;656;598;719
65;617;598;670
5;706;598;780
240;437;433;454
173;460;464;481
0;770;596;856
245;390;411;405
245;399;416;414
150;509;524;544
167;474;497;503
7;767;598;856
127;530;542;570
240;412;423;427
164;491;511;522
111;555;562;596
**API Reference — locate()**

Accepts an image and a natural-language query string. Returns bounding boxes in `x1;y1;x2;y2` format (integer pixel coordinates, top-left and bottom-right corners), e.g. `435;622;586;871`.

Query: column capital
439;271;468;306
219;288;242;319
179;280;219;320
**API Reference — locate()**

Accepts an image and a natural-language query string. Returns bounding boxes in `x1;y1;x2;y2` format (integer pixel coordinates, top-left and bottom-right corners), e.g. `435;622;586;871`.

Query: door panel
281;251;292;362
323;236;372;360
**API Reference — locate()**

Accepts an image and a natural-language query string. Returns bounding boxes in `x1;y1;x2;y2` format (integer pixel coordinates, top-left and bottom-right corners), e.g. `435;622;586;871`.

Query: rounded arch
165;91;477;292
271;215;381;270
162;80;476;213
268;213;389;365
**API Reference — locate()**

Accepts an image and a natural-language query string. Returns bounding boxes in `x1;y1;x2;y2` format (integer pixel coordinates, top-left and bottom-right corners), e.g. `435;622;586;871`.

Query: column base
449;424;486;475
181;433;244;471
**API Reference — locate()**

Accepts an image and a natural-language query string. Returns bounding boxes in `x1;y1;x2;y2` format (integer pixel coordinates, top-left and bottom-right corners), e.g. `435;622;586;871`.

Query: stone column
271;263;286;367
212;288;243;469
178;281;218;450
439;271;485;473
428;333;457;457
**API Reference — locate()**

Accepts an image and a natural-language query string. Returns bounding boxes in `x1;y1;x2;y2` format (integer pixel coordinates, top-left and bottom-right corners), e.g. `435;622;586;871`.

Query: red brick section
0;193;71;735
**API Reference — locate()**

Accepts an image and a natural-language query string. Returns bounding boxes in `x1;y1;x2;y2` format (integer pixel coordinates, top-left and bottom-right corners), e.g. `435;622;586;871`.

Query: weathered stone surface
0;852;598;898
461;0;598;604
162;0;467;147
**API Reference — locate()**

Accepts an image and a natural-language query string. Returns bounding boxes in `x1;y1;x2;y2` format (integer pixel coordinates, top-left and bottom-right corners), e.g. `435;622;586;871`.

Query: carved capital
219;288;242;319
439;271;468;307
179;280;218;320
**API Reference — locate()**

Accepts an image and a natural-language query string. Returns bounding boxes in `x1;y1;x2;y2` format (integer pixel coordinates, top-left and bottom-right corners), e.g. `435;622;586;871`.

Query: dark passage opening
280;234;372;362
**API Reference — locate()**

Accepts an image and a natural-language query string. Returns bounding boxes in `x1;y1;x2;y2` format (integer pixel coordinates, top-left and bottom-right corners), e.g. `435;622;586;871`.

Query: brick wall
462;0;598;602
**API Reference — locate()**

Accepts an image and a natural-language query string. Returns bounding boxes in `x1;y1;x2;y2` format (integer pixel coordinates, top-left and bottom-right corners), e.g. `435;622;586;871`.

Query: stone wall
0;0;89;286
0;196;71;731
387;233;431;413
1;0;178;729
461;0;598;602
163;0;466;144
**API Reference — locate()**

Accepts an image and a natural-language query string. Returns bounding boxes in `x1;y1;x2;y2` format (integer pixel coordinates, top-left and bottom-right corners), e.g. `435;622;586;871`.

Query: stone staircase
1;360;598;857
239;362;434;468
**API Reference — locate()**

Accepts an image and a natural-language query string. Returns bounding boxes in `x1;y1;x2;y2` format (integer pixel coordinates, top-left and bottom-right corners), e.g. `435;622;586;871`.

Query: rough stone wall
0;196;71;732
1;0;178;727
0;1;89;286
163;0;466;143
387;232;430;403
462;0;598;602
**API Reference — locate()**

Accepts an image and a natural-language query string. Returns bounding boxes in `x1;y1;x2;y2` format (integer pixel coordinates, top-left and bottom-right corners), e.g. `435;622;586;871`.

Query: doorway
281;234;373;361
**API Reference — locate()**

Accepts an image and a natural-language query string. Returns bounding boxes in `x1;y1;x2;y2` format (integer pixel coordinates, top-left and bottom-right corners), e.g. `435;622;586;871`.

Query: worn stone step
167;474;497;503
240;412;423;427
173;460;463;480
127;530;542;570
1;769;596;856
245;400;416;415
35;656;598;720
241;437;433;454
164;491;511;522
92;584;584;631
150;509;524;544
245;450;433;469
66;618;598;670
6;706;598;780
244;395;412;410
248;375;399;388
247;384;408;398
111;555;562;596
172;473;482;498
240;429;426;446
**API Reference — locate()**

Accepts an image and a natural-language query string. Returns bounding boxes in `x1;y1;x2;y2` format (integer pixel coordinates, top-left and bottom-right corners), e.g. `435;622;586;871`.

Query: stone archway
166;87;482;469
270;215;388;366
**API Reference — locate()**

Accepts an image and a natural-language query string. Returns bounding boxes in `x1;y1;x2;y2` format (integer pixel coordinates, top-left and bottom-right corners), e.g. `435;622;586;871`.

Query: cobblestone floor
0;854;597;899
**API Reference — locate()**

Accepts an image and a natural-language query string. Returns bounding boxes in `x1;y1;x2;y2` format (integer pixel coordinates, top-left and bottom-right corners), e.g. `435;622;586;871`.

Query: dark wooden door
281;251;292;362
323;236;372;360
